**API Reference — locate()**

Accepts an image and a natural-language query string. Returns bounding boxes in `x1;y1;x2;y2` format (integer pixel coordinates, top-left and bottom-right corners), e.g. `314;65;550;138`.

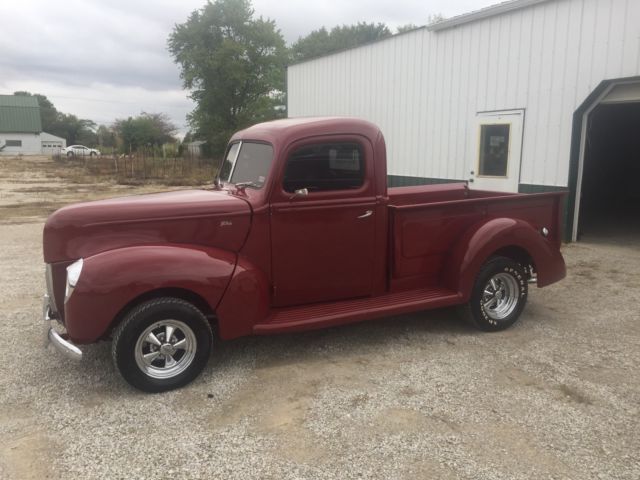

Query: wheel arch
63;244;237;344
105;287;217;340
443;217;566;301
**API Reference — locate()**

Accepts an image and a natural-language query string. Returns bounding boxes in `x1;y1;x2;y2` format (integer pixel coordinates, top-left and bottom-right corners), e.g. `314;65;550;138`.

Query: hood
43;189;251;263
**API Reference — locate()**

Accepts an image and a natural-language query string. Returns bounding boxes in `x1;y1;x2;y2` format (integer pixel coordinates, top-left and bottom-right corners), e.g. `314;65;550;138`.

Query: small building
185;140;206;157
286;0;640;241
40;132;67;155
0;95;67;156
0;95;43;155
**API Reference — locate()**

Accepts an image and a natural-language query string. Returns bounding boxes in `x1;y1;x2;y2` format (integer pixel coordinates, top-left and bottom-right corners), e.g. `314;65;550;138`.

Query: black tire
90;152;96;157
111;297;213;393
67;151;74;157
459;256;528;332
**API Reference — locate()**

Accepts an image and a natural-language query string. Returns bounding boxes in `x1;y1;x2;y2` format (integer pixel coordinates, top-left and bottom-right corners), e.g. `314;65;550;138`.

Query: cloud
0;0;497;133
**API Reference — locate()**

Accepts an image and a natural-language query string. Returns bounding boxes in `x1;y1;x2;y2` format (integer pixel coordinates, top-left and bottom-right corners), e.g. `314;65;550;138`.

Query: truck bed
387;183;565;286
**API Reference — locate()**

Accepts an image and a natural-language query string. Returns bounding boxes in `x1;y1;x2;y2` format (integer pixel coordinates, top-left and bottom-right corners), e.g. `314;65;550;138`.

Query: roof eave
427;0;554;32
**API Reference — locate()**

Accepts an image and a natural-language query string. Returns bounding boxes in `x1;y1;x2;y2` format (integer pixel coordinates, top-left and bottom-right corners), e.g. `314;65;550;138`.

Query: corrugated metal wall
287;0;640;187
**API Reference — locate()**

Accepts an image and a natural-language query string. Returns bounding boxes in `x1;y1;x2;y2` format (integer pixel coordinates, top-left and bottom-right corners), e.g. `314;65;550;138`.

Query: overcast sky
0;0;498;135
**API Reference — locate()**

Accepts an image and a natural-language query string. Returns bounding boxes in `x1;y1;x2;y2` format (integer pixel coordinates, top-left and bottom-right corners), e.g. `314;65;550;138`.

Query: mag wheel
460;256;528;332
112;297;213;392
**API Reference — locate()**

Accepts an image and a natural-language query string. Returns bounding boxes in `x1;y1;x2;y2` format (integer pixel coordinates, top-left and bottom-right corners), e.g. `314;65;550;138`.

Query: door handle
357;210;373;219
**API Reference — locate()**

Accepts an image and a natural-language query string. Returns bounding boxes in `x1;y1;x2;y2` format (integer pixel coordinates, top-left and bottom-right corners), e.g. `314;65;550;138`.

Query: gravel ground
0;157;639;479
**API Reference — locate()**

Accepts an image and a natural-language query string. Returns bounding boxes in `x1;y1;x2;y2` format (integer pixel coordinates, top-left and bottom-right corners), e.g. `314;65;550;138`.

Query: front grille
45;263;58;314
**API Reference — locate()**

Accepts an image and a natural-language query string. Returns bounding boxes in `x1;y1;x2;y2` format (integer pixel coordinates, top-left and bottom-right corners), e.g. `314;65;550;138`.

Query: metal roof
288;0;558;67
0;95;42;133
427;0;554;32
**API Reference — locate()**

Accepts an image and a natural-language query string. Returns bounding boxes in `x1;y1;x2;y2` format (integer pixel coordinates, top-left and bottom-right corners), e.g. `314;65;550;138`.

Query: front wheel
111;297;213;392
459;256;528;332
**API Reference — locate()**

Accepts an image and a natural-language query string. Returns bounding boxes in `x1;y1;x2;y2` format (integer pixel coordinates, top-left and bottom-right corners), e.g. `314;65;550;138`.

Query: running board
253;288;462;334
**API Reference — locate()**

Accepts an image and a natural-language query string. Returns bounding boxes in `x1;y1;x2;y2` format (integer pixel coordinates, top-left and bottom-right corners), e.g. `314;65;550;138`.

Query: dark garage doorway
578;102;640;242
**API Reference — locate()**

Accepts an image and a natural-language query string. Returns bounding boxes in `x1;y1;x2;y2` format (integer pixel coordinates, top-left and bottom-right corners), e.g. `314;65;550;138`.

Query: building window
5;140;22;147
478;124;510;177
283;142;364;192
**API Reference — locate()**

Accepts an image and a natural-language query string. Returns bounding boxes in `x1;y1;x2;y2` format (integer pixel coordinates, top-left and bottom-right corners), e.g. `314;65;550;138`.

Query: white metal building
40;131;66;155
287;0;640;241
0;95;67;156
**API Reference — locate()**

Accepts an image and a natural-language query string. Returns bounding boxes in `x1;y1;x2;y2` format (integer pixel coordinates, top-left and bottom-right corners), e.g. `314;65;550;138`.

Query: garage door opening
578;102;640;242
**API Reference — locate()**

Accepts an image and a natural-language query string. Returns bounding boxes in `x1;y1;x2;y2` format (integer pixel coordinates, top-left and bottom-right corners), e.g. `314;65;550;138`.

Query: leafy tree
427;13;445;24
290;22;392;62
13;91;97;145
168;0;287;153
396;24;419;34
14;91;59;133
113;112;177;152
96;125;116;148
53;114;97;146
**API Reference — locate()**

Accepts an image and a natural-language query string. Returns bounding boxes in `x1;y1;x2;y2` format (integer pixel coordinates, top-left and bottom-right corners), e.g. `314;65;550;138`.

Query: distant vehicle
61;145;100;157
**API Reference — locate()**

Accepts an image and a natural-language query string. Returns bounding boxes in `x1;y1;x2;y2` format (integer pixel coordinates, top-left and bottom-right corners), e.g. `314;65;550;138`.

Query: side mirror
289;188;309;200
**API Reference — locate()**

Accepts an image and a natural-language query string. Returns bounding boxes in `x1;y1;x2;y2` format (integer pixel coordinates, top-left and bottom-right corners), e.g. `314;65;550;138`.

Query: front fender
64;245;236;343
443;218;566;301
215;255;271;340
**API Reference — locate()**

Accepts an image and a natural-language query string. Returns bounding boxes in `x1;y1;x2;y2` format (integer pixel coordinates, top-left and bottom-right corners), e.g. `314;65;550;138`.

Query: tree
168;0;287;153
53;114;97;146
113;112;177;152
14;91;59;133
13;91;97;145
427;13;445;24
396;24;419;34
96;125;116;148
290;23;392;62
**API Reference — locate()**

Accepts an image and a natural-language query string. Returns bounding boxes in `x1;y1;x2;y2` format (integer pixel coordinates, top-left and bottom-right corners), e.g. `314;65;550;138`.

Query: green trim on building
0;95;42;133
388;175;463;187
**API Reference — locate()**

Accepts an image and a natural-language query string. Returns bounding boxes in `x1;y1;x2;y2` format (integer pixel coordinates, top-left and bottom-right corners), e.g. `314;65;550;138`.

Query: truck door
469;110;524;192
270;137;377;307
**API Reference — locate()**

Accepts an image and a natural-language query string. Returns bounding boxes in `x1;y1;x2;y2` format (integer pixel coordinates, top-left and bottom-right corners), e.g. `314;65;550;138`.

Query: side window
283;142;364;193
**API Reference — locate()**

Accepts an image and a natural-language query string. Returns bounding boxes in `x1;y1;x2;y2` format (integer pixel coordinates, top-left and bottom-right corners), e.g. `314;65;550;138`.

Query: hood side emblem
220;220;233;227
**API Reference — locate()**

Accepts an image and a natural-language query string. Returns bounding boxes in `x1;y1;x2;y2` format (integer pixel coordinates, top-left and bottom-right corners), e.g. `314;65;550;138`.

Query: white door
469;110;524;192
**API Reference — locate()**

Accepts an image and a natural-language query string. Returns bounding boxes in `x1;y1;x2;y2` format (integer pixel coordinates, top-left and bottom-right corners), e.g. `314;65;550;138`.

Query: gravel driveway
0;157;639;479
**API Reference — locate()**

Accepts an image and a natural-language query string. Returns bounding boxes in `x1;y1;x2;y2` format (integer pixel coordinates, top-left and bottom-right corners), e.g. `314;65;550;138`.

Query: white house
286;0;640;241
0;95;67;156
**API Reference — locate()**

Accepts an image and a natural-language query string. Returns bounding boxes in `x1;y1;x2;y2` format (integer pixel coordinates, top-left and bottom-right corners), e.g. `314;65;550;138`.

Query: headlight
65;258;83;302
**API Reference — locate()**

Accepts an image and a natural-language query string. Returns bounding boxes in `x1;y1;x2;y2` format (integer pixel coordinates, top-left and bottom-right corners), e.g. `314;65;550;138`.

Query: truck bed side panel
389;191;565;289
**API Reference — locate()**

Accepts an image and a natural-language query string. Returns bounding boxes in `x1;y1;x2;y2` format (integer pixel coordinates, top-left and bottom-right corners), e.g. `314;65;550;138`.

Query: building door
469;110;524;192
41;141;63;155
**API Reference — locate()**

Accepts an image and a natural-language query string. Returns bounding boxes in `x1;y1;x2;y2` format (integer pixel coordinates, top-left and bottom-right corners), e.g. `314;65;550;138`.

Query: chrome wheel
481;273;520;321
134;320;197;379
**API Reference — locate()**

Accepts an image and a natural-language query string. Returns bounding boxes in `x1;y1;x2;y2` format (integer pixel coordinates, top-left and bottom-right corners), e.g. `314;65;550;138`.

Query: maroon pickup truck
43;117;566;392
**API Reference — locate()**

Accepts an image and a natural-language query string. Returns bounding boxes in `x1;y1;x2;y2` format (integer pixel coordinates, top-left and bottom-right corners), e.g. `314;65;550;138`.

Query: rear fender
443;218;566;301
64;245;236;343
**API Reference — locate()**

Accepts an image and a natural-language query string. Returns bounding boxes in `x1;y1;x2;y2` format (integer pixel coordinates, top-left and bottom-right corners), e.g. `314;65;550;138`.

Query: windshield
218;141;273;189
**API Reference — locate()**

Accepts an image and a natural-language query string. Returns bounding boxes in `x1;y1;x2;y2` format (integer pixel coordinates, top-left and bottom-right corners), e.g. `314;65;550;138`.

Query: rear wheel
111;297;213;392
67;151;74;157
459;256;528;331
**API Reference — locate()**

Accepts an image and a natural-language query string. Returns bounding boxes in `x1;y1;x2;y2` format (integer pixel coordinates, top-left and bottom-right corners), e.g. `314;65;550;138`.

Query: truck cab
43;117;566;392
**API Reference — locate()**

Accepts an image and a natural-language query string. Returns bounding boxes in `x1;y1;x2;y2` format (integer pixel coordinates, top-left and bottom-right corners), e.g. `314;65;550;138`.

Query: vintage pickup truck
43;117;566;392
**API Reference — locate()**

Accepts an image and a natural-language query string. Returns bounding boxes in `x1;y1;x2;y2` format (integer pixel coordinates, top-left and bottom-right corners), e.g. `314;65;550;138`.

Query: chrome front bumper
43;295;82;360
